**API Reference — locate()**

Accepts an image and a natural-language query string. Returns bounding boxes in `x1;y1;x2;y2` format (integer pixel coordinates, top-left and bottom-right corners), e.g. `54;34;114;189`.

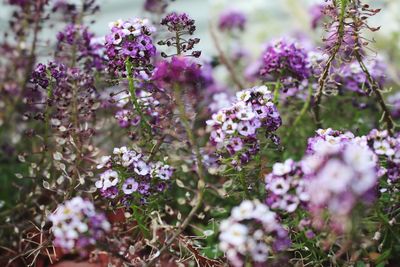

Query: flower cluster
143;0;168;14
218;10;247;32
152;56;210;95
260;39;311;93
56;24;104;71
219;200;290;267
159;12;200;57
306;128;357;155
302;131;379;231
336;59;386;94
265;159;309;213
105;18;156;76
207;86;281;167
388;92;400;119
367;129;400;182
48;197;110;253
95;146;174;204
160;12;196;35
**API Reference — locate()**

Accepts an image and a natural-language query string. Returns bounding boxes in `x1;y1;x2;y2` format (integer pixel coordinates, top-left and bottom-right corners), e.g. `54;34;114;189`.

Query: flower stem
125;60;152;135
144;84;206;267
273;79;281;104
287;84;313;137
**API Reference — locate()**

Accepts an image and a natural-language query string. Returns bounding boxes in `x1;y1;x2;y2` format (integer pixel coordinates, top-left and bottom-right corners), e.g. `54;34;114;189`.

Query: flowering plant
0;0;399;266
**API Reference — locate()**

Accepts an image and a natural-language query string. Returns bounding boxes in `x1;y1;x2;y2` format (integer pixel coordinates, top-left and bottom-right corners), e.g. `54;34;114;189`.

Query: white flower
232;200;254;220
269;178;290;195
219;222;248;246
134;160;150;176
272;159;293;176
343;143;376;172
222;119;238;135
212;111;227;124
108;19;123;29
235;103;255;121
97;155;111;169
97;169;119;190
317;159;353;193
373;140;395;157
236;90;251;102
113;146;128;155
250;242;269;262
254;85;271;96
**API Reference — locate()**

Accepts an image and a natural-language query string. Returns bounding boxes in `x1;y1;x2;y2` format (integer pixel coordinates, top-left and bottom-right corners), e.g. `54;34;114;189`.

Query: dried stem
313;2;347;128
209;23;245;90
144;32;206;267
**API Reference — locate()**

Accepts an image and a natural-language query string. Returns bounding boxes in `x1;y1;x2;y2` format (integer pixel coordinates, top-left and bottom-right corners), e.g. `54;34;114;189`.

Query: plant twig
209;23;245;90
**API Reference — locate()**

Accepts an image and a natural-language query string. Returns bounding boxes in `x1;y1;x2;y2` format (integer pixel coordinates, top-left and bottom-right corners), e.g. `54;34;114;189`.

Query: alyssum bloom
219;200;290;267
48;197;110;253
95;146;174;205
207;86;281;168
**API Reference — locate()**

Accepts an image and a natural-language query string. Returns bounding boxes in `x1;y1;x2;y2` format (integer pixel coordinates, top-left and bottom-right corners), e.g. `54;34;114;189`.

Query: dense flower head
31;62;67;90
218;10;247;32
306;128;358;155
207;86;281;167
144;0;168;14
160;12;196;34
336;59;386;94
260;39;311;93
219;200;290;267
302;130;379;231
105;18;156;76
152;56;210;93
367;129;400;182
56;24;105;71
48;197;110;253
31;62;99;130
388;92;400;119
265;159;309;213
95;146;174;204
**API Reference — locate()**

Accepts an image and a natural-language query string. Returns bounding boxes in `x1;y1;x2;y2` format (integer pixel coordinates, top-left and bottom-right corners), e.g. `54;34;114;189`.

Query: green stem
273;79;281;104
125;60;152;134
287;84;313;136
239;169;251;199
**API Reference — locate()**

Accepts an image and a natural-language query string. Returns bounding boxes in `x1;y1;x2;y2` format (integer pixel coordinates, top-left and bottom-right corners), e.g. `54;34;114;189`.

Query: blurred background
1;0;399;58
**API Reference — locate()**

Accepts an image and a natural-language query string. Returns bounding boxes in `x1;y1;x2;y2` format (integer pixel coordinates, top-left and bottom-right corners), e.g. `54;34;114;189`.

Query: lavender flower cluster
219;200;290;267
56;24;104;71
160;12;196;35
367;129;400;182
260;39;311;92
265;129;381;233
207;86;281;167
95;146;174;204
336;59;386;94
105;18;156;76
48;197;110;253
265;159;309;213
218;10;247;32
303;133;379;231
152;56;206;92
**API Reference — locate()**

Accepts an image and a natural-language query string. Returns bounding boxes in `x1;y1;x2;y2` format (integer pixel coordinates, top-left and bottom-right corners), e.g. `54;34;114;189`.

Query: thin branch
209;23;245;90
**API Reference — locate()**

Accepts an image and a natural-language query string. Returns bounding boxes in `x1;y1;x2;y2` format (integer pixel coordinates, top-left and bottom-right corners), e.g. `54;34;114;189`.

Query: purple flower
144;0;168;14
152;56;210;95
105;18;156;75
161;12;196;34
218;10;247;32
207;86;281;168
48;197;110;253
122;178;139;194
260;39;310;94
